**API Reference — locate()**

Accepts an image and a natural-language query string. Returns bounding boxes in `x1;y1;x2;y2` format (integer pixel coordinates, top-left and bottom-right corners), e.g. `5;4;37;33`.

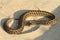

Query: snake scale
3;10;57;34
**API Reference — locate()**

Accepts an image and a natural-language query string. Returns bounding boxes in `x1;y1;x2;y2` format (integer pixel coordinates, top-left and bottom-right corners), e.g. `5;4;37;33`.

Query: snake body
3;10;57;34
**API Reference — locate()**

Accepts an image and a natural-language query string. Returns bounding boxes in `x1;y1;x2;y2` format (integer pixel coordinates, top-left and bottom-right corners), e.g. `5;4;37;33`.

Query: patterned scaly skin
3;10;57;34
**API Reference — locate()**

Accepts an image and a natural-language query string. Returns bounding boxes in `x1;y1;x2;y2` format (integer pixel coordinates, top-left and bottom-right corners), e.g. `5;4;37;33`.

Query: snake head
24;21;32;26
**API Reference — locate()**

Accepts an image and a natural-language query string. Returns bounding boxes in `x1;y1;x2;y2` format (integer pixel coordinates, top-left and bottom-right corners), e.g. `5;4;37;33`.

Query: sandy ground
0;0;60;40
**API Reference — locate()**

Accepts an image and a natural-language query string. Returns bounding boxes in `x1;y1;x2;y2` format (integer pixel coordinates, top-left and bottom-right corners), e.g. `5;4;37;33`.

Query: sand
0;0;60;40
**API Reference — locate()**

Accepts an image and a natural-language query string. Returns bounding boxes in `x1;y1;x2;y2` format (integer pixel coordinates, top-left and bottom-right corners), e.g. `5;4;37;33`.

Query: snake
3;10;57;34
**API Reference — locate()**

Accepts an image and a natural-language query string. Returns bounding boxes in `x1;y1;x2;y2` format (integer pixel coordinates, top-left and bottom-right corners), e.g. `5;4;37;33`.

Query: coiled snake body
3;10;57;34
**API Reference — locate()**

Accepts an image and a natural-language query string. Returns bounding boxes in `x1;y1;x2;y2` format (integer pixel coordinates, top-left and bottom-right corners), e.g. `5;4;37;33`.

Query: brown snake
3;10;57;34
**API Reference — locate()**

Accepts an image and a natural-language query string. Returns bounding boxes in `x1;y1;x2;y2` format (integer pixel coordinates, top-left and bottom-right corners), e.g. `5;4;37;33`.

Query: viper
3;10;57;34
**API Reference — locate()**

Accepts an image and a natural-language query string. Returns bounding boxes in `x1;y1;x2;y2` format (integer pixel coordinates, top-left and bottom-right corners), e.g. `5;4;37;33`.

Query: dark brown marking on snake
3;10;57;34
